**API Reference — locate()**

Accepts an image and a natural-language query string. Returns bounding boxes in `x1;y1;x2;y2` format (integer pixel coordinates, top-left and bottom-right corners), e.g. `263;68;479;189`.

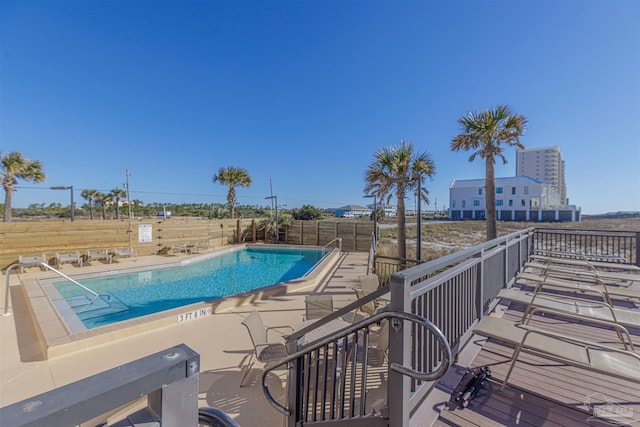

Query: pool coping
20;244;342;359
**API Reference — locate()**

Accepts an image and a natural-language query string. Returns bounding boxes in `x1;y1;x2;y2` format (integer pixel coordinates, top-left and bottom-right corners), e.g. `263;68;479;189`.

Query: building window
452;201;456;208
473;199;480;206
509;199;513;207
496;187;503;194
512;187;516;195
521;199;526;207
496;200;503;206
524;186;529;195
478;188;482;195
462;200;466;208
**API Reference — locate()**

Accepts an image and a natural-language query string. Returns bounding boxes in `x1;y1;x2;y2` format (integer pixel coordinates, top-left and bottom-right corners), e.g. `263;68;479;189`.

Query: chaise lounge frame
474;315;640;390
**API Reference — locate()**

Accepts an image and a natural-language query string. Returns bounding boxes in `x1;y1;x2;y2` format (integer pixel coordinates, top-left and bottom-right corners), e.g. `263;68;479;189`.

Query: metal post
364;194;377;242
50;185;74;222
70;185;74;222
416;178;421;261
265;195;278;243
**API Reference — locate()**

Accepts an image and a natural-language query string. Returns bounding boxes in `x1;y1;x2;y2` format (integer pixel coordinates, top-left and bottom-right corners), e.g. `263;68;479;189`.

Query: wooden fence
283;220;374;251
0;218;374;270
0;218;257;270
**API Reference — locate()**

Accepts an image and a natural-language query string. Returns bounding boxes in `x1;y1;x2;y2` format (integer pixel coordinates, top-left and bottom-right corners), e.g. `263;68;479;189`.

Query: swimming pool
47;246;328;330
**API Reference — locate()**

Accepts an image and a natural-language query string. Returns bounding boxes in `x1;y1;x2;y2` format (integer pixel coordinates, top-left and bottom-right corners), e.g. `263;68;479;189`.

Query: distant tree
0;151;46;222
94;192;110;219
81;189;98;220
212;167;252;219
259;210;292;242
364;140;435;260
209;204;229;219
371;207;385;222
451;105;527;240
291;204;324;220
110;187;127;219
131;199;143;217
45;202;64;217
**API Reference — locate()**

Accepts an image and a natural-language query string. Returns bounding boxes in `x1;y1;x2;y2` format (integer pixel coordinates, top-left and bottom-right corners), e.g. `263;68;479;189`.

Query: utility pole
125;168;133;250
416;175;422;261
265;195;278;243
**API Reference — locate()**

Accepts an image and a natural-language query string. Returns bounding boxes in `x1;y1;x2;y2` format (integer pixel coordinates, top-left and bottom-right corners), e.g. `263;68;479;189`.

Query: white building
516;146;567;204
449;176;579;222
334;205;371;218
366;203;397;217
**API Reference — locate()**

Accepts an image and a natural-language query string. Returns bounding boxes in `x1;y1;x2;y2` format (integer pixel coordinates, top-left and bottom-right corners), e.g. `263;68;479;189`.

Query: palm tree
364;140;436;260
94;192;109;220
451;105;527;240
81;189;98;220
110;187;127;219
212;167;252;219
259;210;292;243
0;151;46;222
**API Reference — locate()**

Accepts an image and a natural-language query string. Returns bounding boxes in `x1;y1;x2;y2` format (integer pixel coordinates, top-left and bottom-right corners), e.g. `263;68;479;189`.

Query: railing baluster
348;332;358;417
321;344;329;420
312;348;320;421
360;329;369;416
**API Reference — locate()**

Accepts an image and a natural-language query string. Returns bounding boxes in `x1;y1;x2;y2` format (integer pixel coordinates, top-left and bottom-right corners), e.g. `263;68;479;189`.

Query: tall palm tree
1;151;46;222
364;140;436;260
110;187;127;219
451;105;527;240
81;189;98;220
212;167;252;219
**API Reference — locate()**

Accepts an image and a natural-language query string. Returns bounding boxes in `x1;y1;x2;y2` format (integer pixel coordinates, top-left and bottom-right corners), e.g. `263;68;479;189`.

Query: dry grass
377;217;640;261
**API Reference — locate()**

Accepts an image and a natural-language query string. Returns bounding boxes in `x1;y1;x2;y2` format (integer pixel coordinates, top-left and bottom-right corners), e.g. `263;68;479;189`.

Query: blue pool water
53;247;327;329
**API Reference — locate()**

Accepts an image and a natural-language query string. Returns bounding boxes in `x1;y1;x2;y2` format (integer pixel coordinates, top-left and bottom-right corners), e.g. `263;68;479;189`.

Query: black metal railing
373;255;422;286
533;228;639;266
263;311;451;427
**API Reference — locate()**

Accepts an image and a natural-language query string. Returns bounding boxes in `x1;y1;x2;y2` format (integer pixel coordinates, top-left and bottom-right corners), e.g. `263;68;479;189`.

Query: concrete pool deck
0;248;369;426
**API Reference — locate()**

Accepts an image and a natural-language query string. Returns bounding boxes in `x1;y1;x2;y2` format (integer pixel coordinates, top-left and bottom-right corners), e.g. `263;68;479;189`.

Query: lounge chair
497;288;636;349
240;310;293;387
17;253;47;273
352;289;385;323
359;274;390;306
304;295;334;321
499;288;640;329
529;253;640;273
170;244;191;255
473;315;640;390
86;249;112;264
517;271;640;306
112;248;135;259
55;251;83;269
357;319;389;367
525;260;640;285
190;242;210;253
359;274;380;293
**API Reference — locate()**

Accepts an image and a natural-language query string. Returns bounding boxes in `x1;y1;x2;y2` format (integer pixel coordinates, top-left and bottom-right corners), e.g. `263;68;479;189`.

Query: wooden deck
435;266;640;427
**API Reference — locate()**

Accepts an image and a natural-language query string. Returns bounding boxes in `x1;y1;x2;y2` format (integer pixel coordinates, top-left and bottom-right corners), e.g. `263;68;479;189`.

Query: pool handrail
3;261;100;316
322;237;343;253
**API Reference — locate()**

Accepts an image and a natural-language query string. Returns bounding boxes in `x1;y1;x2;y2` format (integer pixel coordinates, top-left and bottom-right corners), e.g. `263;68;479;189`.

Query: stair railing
261;310;451;424
3;261;100;316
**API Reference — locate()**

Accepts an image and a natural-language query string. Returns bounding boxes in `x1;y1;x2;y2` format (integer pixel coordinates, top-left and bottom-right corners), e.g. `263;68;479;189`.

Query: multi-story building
516;146;567;204
449;176;579;222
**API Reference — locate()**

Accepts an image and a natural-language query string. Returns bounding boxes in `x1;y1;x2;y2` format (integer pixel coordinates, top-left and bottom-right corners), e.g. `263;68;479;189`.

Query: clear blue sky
2;1;639;215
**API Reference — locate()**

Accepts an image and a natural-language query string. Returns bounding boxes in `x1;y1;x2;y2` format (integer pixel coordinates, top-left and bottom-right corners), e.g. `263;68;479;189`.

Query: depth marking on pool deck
177;307;213;322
